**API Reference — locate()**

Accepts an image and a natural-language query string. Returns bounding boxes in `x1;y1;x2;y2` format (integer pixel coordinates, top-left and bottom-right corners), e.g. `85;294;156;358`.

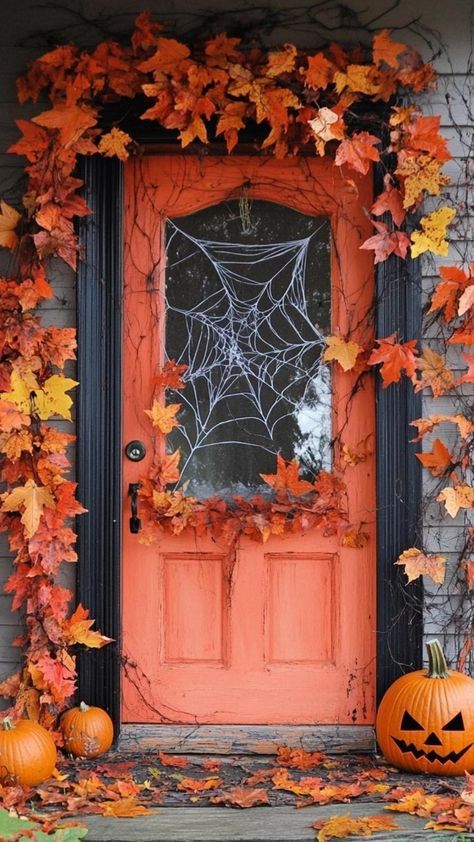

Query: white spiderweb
164;201;331;497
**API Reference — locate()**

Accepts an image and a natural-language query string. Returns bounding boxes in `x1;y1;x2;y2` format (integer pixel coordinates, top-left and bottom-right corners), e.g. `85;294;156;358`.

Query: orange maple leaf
266;43;297;77
144;400;181;433
413;347;455;397
179;115;208;147
98;127;133;161
459;352;474;385
153;360;188;390
101;798;152;817
406;115;452;162
367;334;418;386
429;265;472;322
0;200;21;249
177;776;222;792
157;750;188;768
32;104;98;148
360;221;410;264
138;37;191;75
0;401;31;432
304;53;334;89
260;454;314;496
323;335;362;371
1;479;55;538
64;603;113;648
416;439;453;476
371;176;405;227
372;29;407;68
334;131;380;174
395;547;447;585
313;813;399;841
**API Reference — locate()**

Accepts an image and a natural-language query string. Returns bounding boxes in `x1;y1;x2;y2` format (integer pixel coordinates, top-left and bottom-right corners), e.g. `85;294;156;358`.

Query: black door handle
128;482;141;533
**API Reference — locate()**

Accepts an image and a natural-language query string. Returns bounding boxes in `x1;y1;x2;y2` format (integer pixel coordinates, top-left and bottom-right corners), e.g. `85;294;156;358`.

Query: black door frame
76;148;423;736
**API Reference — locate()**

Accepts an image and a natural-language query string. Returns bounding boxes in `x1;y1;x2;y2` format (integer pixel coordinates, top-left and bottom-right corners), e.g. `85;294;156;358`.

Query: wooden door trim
76;144;422;739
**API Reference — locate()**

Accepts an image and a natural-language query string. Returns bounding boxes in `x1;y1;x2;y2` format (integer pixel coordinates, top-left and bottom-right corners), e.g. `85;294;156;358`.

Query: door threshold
118;724;375;754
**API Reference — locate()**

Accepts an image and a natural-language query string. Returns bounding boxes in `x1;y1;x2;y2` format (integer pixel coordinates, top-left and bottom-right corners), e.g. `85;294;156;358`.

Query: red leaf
260;454;314;496
360;221;410;263
334;131;380;174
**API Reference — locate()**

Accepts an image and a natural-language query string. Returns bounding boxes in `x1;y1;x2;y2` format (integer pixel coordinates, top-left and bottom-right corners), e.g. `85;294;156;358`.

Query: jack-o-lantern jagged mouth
392;737;473;764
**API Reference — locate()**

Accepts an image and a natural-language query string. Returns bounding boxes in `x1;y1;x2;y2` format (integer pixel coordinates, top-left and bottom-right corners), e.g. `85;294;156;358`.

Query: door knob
125;440;146;462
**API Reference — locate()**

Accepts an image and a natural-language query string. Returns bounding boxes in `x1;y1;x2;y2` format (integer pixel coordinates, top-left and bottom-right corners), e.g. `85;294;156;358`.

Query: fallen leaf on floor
211;786;270;807
312;812;399;840
100;797;154;817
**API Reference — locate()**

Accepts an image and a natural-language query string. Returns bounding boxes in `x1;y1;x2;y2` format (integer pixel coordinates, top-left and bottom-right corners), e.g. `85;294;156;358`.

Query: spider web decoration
164;200;332;498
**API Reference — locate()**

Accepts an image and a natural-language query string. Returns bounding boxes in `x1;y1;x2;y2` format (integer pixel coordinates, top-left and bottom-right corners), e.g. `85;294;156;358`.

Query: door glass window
164;199;331;498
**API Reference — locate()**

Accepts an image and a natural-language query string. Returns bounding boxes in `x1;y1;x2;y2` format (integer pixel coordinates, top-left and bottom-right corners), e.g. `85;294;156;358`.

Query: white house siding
0;0;472;687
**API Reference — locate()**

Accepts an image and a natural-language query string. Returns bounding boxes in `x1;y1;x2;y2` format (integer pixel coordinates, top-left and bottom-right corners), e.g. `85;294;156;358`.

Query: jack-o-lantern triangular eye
442;712;465;731
400;711;424;730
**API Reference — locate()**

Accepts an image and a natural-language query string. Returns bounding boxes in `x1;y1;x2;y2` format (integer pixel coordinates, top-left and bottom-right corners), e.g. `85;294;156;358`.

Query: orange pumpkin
0;717;57;786
376;639;474;775
60;701;114;758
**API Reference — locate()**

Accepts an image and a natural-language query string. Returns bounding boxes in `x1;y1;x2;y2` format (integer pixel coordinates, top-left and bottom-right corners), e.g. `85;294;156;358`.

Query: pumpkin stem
1;717;15;731
426;639;449;678
79;701;90;712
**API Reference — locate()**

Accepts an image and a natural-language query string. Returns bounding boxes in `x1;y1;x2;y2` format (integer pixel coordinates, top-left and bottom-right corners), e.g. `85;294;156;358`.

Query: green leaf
0;808;36;839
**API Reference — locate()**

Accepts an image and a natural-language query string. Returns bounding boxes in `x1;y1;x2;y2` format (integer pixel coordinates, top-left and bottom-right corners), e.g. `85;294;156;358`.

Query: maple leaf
276;745;326;769
459;352;474;385
334;131;380;174
360;221;410;264
266;43;297;77
179;115;208;147
341;527;370;548
177;776;222;792
153;360;188;390
437;485;474;518
308;108;344;155
414;347;456;397
395;547;447;585
215;102;247;153
372;29;406;68
0;400;31;432
153;450;181;487
416;438;453;476
32;104;98;148
64;604;113;648
371;176;405;227
1;479;55;538
29;653;77;705
211;786;270;808
458;284;474;316
101;798;152;816
312;813;398;841
305;53;334;89
138;37;191;75
410;207;456;258
406;115;451;162
157;751;188;767
260;454;314;496
323;335;362;371
367;334;419;386
1;369;78;421
98;127;133;161
0;200;21;249
144;400;181;433
429;265;472;322
396;152;450;209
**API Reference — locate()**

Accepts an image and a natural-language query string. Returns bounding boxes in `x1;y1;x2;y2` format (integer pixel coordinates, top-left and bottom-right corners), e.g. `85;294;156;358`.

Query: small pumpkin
376;639;474;775
0;717;57;786
60;701;114;758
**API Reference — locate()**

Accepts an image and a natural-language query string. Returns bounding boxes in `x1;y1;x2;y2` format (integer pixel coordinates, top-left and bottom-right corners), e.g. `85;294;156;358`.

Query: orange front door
122;154;376;725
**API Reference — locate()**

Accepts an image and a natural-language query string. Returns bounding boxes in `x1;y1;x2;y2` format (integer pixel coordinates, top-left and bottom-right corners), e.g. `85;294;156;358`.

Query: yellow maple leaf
98;127;133;161
395;547;447;585
1;479;55;538
0;369;78;421
437;485;474;518
410;207;456;257
0;200;21;249
414;346;456;397
396;153;450;209
65;604;113;648
334;64;381;96
144;400;181;433
323;335;362;371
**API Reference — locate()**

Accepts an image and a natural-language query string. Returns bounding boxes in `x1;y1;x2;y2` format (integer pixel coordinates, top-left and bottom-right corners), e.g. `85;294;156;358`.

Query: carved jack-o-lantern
376;639;474;775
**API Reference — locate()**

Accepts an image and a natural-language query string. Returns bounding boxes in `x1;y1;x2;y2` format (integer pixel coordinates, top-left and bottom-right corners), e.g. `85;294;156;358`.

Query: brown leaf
211;786;270;808
0;200;21;249
395;547;447;585
312;812;398;841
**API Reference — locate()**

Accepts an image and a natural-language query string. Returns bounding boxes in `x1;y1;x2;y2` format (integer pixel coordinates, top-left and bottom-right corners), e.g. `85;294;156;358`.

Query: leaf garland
0;10;472;728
